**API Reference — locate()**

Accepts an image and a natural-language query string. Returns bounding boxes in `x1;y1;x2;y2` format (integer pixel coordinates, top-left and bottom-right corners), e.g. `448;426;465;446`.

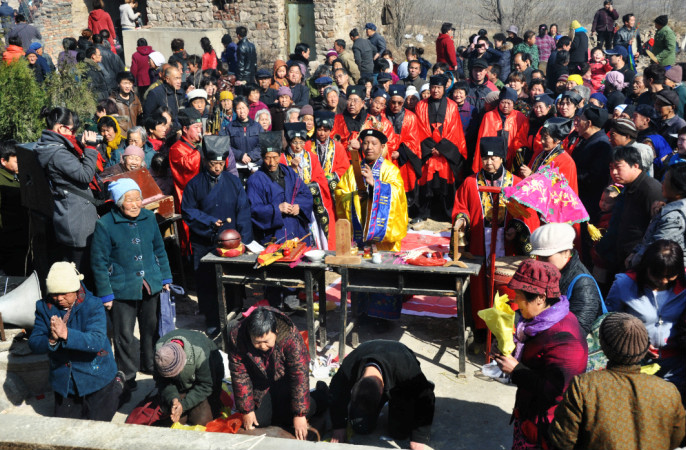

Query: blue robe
182;169;253;247
246;164;313;245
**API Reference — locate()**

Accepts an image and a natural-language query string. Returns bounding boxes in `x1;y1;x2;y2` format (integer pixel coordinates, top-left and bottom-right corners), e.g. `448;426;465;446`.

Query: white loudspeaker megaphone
0;271;41;329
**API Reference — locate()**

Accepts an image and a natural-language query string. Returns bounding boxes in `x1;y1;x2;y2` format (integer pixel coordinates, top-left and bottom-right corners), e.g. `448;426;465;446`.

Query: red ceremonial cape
472;109;530;173
280;150;337;250
170;136;202;254
386;109;422;193
414;97;467;185
331;111;400;160
304;139;350;180
452;172;540;328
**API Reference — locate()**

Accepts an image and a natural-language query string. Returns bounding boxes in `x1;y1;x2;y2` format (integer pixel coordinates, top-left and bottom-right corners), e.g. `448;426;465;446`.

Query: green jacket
653;25;676;67
512;42;539;70
0;166;28;247
154;329;220;412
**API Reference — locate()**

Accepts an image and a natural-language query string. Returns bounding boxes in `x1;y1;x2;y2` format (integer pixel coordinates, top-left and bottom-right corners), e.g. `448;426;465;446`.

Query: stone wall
32;0;90;64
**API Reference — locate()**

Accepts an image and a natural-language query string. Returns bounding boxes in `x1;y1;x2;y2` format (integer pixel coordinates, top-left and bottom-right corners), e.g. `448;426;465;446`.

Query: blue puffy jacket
220;118;263;165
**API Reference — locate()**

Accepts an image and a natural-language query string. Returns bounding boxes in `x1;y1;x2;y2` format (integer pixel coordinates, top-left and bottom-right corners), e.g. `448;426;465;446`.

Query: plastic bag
477;292;515;356
205;412;243;434
481;361;511;384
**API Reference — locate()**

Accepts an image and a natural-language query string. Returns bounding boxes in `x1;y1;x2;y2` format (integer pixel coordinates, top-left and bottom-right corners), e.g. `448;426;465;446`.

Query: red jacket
202;50;218;71
228;308;310;416
88;10;116;51
331;111;400;160
130;45;153;87
388;109;422;193
435;33;457;70
2;44;24;64
170;136;201;254
473;109;530;173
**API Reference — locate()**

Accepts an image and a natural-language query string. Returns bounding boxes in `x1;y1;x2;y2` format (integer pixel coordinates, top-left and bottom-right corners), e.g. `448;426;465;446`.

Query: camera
76;133;104;147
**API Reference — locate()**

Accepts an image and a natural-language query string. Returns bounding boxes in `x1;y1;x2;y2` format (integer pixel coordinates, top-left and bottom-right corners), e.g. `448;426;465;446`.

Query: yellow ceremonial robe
335;158;408;251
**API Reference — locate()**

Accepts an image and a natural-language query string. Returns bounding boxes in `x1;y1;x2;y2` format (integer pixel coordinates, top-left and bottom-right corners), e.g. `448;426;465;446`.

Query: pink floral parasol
503;166;589;224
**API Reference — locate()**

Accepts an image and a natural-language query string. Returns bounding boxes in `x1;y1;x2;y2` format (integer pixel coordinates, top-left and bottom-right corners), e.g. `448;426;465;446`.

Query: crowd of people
1;1;686;448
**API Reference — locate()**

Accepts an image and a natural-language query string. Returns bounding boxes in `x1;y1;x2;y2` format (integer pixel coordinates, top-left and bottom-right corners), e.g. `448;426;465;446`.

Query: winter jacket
87;9;116;50
202;50;217;71
571;129;612;222
236;38;257;83
130;45;153;87
487;42;512;81
34;130;99;248
91;207;172;302
614;25;637;50
154;329;222;413
83;58;110;102
511;311;588;446
289;83;310;108
559;251;603;334
109;89;142;134
569;28;589;66
0;166;28;250
221;43;238;75
337;49;360;83
119;3;140;29
436;33;457;70
368;32;386;58
352;38;375;75
592;7;619;33
2;44;23;63
220;118;263;164
613;171;662;263
227;307;310;416
607;273;686;353
143;82;184;123
631;199;686;268
97;43;124;89
28;286;117;397
5;22;41;51
513;42;539;70
653;25;677;67
535;35;555;63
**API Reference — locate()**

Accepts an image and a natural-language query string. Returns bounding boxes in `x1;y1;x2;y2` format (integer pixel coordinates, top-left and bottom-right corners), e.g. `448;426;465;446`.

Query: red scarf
58;132;106;192
148;138;164;152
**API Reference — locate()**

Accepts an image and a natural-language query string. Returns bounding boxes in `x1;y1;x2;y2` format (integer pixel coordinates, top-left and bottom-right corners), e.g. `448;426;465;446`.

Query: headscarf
99;115;124;159
605;71;628;91
271;59;289;89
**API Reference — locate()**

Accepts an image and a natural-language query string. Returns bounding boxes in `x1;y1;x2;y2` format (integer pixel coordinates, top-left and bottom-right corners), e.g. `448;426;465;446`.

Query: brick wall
32;0;90;64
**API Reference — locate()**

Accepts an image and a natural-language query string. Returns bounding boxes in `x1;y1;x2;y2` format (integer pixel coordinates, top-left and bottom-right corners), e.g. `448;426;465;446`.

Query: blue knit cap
108;178;142;204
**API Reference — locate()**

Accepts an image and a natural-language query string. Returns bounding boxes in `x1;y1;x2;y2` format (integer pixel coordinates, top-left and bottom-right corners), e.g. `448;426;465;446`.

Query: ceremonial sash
351;157;391;245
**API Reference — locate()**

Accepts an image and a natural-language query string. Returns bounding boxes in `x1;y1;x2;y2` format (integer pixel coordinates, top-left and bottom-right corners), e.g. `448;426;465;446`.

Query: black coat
352;38;375;75
236;38;257;83
569;31;588;66
559;251;603;335
290;84;310;108
84;59;110;102
328;340;435;444
143;82;185;124
572;129;612;222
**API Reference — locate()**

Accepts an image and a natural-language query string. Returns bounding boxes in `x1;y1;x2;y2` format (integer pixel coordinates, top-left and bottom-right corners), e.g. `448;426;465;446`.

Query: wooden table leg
304;269;316;361
215;263;228;352
456;276;468;378
338;268;348;362
317;269;327;348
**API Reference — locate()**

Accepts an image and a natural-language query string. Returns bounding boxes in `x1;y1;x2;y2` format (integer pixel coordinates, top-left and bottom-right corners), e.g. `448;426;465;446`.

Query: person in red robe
366;88;401;157
528;91;584;168
414;74;468;222
452;136;540;330
386;84;422;210
472;87;530;173
305;111;349;194
330;85;398;160
280;123;336;250
169;108;204;254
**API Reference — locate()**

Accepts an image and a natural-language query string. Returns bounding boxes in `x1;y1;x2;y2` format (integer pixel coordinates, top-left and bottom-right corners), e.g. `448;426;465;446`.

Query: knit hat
654;15;668;27
277;86;293;98
557;74;569;83
219;90;234;101
28;42;42;52
610;118;638;139
405;86;419;99
298;104;314;118
155;342;187;377
605;71;628;90
121;145;145;162
420;83;430;94
365;22;377;31
485;90;501;105
529;223;575;257
570;20;582;30
326;49;338;59
508;259;561;298
46;262;84;294
108;178;142;204
149;51;166;68
567;74;583;87
666;66;683;83
589;92;607;106
599;313;650;365
499;87;518;103
187;89;208;102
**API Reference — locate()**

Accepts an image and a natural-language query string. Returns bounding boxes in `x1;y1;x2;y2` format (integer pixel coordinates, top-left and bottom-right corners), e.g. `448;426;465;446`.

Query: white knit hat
149;51;166;68
46;262;84;294
529;223;576;257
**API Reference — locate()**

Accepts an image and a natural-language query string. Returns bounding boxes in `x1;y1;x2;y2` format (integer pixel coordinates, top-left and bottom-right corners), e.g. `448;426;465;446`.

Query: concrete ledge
0;414;375;450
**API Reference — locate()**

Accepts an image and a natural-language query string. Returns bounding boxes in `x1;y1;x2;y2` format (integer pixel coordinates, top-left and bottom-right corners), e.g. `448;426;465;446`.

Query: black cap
371;88;389;100
314;110;335;129
259;131;284;155
635;104;658;121
429;74;448;86
377;72;392;83
533;94;554;106
560;90;583;106
577;104;609;128
654;15;668;26
480;136;507;160
655;89;679;107
284;122;308;142
347;85;366;99
541;117;573;141
256;68;272;79
472;58;489;70
388;84;406;98
202;135;230;161
359;128;388;145
178;107;203;127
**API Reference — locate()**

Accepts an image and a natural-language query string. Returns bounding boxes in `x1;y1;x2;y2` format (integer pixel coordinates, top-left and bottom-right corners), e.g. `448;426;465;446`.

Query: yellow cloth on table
477;292;516;356
171;423;207;431
335;158;408;252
